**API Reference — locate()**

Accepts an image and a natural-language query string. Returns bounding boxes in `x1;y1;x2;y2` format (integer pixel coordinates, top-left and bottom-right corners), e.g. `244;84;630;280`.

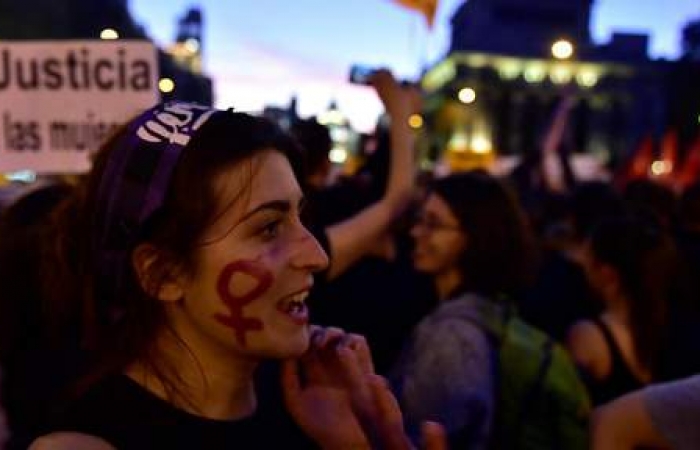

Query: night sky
130;0;700;131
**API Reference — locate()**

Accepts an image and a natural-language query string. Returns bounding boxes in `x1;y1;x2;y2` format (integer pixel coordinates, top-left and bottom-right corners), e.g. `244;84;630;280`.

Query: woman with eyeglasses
390;170;539;448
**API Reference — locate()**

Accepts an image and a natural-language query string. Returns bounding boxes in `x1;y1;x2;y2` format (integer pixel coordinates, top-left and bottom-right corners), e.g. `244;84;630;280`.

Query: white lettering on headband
136;102;217;146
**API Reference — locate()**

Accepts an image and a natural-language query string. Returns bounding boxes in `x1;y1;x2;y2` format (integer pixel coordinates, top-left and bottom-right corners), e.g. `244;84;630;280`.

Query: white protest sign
0;41;158;173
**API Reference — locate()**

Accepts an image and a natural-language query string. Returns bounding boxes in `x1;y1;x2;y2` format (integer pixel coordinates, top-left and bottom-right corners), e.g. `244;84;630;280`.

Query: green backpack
469;301;591;450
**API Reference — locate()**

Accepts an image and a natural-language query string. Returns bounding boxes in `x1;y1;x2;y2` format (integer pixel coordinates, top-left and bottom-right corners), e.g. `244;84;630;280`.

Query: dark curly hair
430;170;537;299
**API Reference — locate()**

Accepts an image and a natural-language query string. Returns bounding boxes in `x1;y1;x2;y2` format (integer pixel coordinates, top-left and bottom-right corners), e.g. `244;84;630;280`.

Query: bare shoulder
566;319;610;379
568;320;604;345
29;433;116;450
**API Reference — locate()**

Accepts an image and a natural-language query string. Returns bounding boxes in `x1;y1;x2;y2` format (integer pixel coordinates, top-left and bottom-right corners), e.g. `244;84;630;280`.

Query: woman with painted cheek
28;103;444;450
161;148;329;363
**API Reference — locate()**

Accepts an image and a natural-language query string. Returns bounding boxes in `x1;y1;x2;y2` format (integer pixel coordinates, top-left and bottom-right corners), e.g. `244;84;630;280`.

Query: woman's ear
131;243;184;303
598;263;621;294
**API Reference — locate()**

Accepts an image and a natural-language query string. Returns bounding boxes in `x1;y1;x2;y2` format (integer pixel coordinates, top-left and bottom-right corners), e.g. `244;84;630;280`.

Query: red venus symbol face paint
213;259;272;346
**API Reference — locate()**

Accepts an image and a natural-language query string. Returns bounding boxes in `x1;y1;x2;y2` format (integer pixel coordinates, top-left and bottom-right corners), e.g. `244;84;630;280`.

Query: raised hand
368;69;412;121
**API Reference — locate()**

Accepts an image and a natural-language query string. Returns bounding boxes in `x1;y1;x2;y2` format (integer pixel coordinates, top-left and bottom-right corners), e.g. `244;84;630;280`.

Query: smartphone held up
348;65;376;85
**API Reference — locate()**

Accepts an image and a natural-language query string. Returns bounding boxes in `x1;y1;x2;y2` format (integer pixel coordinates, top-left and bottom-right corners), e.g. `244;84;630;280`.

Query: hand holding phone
349;65;375;85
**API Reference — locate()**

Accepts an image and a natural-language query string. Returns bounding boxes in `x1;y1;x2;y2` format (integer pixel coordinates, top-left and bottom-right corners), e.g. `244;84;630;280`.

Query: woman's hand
369;70;412;122
282;326;447;450
281;327;370;449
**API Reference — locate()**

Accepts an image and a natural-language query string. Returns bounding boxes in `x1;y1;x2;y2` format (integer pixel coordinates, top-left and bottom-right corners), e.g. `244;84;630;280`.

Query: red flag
391;0;438;27
648;130;679;188
615;135;654;187
677;135;700;189
660;130;678;174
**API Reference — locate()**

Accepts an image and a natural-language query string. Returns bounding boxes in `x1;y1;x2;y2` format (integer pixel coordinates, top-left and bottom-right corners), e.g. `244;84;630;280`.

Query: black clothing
652;228;700;381
309;252;437;375
303;182;373;231
46;374;316;450
306;202;437;375
519;250;598;342
656;302;700;382
588;319;645;405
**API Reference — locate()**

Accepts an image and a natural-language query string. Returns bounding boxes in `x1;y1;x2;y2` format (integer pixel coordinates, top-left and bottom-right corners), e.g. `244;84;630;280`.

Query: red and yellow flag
677;135;700;189
614;135;654;187
660;130;679;174
391;0;438;27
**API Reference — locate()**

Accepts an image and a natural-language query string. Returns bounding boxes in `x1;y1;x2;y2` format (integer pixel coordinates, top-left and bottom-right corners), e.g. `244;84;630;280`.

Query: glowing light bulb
552;40;574;60
408;114;423;129
158;78;175;93
100;28;119;40
458;87;476;104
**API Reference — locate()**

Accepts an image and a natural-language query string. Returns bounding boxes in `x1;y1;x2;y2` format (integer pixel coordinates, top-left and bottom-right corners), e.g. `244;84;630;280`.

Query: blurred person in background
676;181;700;311
390;170;589;449
623;179;677;231
0;182;78;449
592;374;700;450
296;71;436;375
567;217;678;405
519;181;624;342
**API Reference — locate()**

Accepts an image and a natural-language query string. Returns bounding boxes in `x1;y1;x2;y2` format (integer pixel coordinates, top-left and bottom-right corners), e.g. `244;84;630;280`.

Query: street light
100;28;119;40
329;147;348;164
651;160;672;176
524;64;546;83
158;78;175;93
408;114;423;129
184;38;200;53
551;66;573;84
552;39;574;60
471;134;492;154
448;131;469;153
577;69;599;88
458;87;476;104
318;109;344;126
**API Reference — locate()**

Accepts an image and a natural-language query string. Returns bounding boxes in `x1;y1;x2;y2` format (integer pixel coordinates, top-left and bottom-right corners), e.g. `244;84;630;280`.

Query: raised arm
324;70;417;280
540;93;577;193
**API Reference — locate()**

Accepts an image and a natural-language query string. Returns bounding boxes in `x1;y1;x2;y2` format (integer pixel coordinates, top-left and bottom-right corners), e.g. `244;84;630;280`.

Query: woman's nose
290;225;329;272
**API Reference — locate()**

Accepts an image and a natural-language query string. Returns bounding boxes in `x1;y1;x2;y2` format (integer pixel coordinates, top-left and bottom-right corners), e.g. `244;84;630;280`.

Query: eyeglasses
412;212;462;233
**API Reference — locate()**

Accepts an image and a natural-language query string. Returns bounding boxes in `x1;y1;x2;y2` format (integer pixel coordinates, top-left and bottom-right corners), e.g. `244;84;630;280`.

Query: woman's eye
260;220;282;239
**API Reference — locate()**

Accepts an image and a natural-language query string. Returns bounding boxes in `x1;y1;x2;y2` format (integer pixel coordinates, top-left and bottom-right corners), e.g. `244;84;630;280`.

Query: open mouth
276;291;309;325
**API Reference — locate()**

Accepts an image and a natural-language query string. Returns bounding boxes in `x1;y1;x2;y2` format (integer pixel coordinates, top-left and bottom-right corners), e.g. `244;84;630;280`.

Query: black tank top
588;318;645;405
42;373;317;450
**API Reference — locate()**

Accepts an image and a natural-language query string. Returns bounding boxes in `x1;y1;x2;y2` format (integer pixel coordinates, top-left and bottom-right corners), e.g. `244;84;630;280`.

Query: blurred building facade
683;18;700;62
665;19;700;159
0;0;212;105
421;0;700;173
